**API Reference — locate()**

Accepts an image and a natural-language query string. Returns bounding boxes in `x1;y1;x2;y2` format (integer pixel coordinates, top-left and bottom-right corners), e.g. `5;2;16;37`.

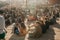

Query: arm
3;16;7;33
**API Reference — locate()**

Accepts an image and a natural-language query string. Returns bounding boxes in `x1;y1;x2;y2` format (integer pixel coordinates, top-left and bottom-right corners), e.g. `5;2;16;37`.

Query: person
14;19;20;35
0;12;7;40
14;23;20;35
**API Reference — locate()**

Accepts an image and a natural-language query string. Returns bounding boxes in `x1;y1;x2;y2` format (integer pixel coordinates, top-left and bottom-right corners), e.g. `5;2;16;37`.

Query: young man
0;13;6;40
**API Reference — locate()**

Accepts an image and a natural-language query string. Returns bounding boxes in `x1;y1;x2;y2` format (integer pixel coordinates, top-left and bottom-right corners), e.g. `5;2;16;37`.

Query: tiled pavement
5;18;60;40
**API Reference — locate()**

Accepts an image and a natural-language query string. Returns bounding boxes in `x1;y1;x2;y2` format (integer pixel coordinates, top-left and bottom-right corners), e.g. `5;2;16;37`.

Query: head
0;9;4;15
34;21;40;26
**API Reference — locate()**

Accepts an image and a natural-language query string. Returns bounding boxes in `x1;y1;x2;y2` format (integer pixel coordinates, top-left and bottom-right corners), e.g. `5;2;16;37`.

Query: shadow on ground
53;23;60;29
9;26;56;40
9;21;60;40
9;34;25;40
29;26;56;40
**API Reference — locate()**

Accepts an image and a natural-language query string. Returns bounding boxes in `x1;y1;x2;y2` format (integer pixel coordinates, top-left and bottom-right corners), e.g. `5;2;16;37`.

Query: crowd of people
0;5;60;40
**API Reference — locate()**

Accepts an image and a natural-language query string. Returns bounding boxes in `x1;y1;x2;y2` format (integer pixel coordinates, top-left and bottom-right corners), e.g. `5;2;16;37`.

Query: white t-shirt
0;15;5;34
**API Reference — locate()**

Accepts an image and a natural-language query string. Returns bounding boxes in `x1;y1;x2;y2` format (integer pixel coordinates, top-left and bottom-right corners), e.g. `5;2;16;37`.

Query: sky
0;0;7;1
0;0;59;9
0;0;50;9
0;0;49;4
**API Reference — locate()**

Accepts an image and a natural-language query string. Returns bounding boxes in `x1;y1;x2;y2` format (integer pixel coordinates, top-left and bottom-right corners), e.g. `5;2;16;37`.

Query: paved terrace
5;18;60;40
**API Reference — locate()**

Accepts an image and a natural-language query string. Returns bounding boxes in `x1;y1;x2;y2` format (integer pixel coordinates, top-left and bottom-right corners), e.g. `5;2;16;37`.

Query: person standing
0;13;6;40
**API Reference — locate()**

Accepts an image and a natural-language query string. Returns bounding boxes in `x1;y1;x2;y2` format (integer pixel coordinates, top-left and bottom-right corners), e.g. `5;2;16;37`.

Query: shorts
0;32;5;39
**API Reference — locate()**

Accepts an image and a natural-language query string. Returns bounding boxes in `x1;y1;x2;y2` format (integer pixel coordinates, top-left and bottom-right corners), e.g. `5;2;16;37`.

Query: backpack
14;27;20;35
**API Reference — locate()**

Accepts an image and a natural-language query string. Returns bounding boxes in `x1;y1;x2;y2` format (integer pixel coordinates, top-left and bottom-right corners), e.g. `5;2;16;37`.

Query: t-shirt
0;15;5;34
